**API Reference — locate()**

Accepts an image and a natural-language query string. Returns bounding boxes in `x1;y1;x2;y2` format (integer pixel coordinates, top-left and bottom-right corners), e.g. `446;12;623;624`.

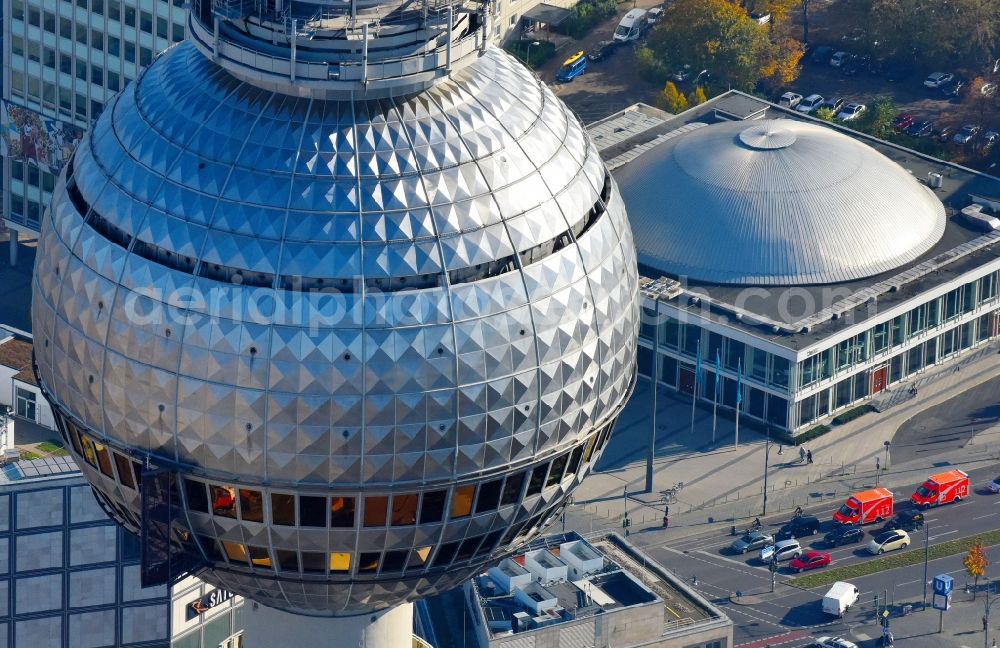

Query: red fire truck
833;488;894;525
910;470;969;508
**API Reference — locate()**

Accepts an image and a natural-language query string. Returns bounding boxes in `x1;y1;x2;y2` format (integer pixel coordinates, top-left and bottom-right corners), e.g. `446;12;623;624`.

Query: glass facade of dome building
601;94;1000;439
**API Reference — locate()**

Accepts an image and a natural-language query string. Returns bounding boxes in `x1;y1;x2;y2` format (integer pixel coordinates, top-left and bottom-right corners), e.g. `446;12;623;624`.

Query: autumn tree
659;82;689;113
688;86;708;106
964;542;989;600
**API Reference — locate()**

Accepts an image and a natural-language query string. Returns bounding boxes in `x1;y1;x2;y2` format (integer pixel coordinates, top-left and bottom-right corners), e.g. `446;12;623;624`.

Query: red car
893;113;914;131
790;551;831;573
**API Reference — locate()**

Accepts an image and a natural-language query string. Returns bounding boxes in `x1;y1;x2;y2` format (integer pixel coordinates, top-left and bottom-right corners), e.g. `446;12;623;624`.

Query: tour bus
613;8;648;42
556;51;588;82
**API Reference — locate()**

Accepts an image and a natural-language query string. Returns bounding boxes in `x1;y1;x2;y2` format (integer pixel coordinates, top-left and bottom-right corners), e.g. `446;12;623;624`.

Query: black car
588;40;619;62
811;45;834;65
824;524;865;547
775;515;821;540
940;77;966;99
905;120;934;137
880;510;924;533
841;55;862;76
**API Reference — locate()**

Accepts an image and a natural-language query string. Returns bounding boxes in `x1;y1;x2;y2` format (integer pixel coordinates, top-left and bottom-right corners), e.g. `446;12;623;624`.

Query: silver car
731;531;774;554
988;475;1000;493
761;538;802;562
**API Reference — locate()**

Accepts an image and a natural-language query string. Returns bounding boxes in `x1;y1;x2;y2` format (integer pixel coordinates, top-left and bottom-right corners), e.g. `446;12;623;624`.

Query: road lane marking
928;530;958;540
972;513;997;520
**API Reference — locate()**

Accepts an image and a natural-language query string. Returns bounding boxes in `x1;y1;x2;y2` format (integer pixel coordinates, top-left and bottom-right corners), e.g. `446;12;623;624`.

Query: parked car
980;131;999;152
775;515;821;540
761;538;802;563
823;524;865;547
811;45;834;65
692;69;712;86
791;551;832;573
779;92;803;108
879;509;924;533
818;97;845;114
940;77;966;98
797;94;825;114
954;124;982;145
841;55;862;76
587;40;619;62
672;64;692;82
749;11;771;24
936;125;956;142
981;82;998;97
867;529;910;555
830;51;850;67
813;637;859;648
837;103;867;122
989;474;1000;493
731;530;773;554
924;71;954;88
892;113;914;131
905;120;934;137
646;6;664;25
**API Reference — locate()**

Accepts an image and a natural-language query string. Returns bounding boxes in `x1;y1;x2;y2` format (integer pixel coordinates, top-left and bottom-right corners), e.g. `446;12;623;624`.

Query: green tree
814;106;835;122
658;82;689;113
688;86;709;106
860;96;897;140
635;46;670;83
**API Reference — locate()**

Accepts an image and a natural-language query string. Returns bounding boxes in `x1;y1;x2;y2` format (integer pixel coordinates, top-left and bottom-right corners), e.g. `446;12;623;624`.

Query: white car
837;103;866;122
988;475;1000;493
796;94;824;114
830;51;850;67
867;529;910;555
646;7;663;25
924;72;954;88
814;637;859;648
779;92;803;108
760;538;802;562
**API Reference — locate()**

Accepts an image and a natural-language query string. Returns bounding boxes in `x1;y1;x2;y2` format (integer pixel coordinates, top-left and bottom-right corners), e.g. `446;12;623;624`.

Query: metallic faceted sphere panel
31;41;639;615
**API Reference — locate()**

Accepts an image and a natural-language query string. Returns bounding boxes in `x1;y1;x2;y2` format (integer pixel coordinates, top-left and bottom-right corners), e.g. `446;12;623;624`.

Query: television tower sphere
30;0;638;620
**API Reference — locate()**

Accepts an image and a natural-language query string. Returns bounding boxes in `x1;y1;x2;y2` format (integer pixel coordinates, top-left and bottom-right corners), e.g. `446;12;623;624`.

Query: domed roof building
600;93;1000;442
617;119;946;285
29;0;639;637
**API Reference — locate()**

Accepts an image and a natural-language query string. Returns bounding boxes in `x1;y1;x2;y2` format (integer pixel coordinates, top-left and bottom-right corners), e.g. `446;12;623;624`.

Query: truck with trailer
832;488;893;525
910;469;969;508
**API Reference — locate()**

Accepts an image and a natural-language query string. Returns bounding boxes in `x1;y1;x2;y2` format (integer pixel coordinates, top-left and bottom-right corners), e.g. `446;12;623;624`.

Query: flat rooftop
592;93;1000;353
471;532;716;640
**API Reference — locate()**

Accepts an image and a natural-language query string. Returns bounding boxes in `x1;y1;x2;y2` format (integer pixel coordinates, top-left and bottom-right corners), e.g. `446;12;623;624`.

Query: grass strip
789;529;1000;589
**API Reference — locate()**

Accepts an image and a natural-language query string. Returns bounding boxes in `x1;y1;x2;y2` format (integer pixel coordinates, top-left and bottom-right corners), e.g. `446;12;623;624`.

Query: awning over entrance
521;3;574;27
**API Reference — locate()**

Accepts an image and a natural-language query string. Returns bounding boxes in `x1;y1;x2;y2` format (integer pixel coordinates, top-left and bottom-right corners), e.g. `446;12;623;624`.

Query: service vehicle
911;469;968;508
556;51;588;83
613;8;648;42
760;539;801;563
814;637;859;648
796;94;824;114
833;488;893;525
822;581;859;617
867;529;910;554
823;524;864;547
730;530;773;554
791;551;831;573
779;92;803;108
775;515;820;540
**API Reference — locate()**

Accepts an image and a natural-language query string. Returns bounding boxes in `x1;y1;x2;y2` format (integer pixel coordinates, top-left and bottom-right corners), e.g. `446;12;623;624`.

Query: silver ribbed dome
617;119;947;285
31;41;638;615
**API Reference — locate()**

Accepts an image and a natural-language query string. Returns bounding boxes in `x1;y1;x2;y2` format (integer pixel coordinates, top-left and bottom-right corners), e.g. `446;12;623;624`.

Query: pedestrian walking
806;449;813;464
777;444;783;455
799;446;806;463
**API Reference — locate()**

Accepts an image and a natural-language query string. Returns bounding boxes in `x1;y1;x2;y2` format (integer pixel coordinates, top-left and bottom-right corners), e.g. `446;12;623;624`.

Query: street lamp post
923;522;930;611
883;440;891;472
762;425;772;515
875;457;881;487
985;581;998;648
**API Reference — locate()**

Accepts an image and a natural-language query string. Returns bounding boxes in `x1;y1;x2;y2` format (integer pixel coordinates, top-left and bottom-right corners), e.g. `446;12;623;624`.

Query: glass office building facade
2;0;185;237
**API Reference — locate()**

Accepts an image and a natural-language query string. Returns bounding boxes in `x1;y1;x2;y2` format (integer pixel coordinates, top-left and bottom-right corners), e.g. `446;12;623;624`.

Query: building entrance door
869;364;889;395
679;366;696;395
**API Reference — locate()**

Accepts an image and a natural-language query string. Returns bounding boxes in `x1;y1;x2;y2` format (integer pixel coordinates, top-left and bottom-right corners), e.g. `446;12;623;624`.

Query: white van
613;8;648;42
822;581;859;617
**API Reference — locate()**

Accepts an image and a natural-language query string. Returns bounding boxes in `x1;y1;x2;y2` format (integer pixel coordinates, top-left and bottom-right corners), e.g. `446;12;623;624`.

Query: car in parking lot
760;538;802;562
587;40;619;62
841;54;863;76
819;97;845;114
775;515;821;540
936;125;956;142
989;475;1000;493
837;103;866;122
811;45;834;65
779;92;803;108
790;551;831;573
905;120;934;137
940;77;966;98
867;529;910;555
672;64;693;82
980;131;999;151
954;124;982;144
924;71;954;88
981;82;998;97
731;530;773;554
823;524;864;547
797;94;824;114
830;51;850;67
813;637;859;648
893;113;914;131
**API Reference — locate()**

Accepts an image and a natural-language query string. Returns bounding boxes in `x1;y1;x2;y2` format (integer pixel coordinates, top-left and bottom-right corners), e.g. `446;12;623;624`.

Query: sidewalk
565;342;1000;540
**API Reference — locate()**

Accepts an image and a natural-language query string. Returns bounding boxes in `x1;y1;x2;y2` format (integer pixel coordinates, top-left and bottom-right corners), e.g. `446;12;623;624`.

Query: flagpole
712;350;719;444
735;358;742;449
690;340;700;436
